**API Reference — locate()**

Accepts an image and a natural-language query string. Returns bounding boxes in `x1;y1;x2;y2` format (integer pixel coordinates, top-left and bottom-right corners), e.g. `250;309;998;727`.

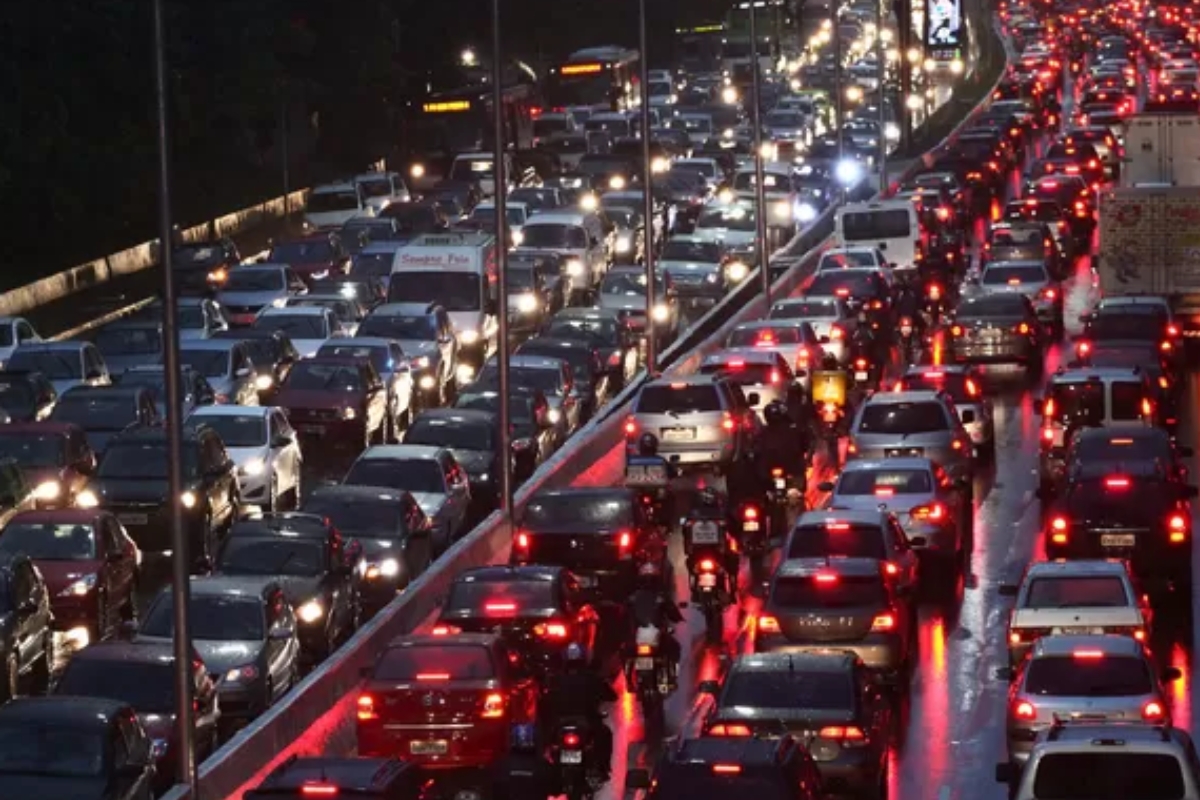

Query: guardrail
165;15;1011;799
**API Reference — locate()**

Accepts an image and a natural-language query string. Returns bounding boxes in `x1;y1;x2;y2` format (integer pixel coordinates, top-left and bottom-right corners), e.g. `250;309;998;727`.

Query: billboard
924;0;964;54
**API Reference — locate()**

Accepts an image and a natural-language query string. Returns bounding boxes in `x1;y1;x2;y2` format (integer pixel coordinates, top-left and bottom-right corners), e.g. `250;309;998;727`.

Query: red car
266;231;351;286
275;357;391;448
0;422;96;509
0;509;139;647
357;633;539;768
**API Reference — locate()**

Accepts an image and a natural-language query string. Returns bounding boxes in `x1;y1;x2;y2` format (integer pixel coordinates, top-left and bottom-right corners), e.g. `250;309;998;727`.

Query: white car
0;317;41;367
767;296;858;365
253;306;340;359
188;405;303;511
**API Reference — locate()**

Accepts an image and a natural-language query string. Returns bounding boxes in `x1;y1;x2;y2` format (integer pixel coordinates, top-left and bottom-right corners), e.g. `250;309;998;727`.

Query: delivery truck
1120;113;1200;187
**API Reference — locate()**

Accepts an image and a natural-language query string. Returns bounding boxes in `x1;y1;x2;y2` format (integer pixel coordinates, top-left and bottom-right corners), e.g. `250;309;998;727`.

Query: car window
636;384;722;413
857;402;949;434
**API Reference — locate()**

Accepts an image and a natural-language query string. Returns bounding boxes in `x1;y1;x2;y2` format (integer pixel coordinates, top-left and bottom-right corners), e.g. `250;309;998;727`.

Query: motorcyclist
755;400;810;495
893;274;927;356
628;562;683;691
684;487;740;597
629;432;673;529
849;309;880;366
542;643;617;780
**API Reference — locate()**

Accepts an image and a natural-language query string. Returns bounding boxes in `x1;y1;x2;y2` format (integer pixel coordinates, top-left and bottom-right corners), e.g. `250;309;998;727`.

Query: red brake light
481;692;506;719
713;765;743;775
416;672;451;681
884;562;900;576
950;325;963;336
1104;477;1130;489
826;522;851;530
1077;341;1091;355
1161;340;1173;352
722;413;736;431
819;725;868;742
875;487;894;496
871;612;897;631
515;532;530;550
562;731;582;748
1169;515;1188;542
756;332;775;346
709;723;753;736
302;785;339;798
486;602;517;613
835;288;850;297
624;416;637;437
928;283;942;300
1016;322;1030;335
617;530;632;550
757;614;780;633
966;378;979;397
769;369;781;384
936;207;950;220
1073;649;1104;659
431;624;462;636
830;325;844;340
699;558;716;571
1143;701;1166;721
1014;700;1037;720
728;359;745;369
744;506;759;521
913;503;946;521
356;693;378;721
814;572;839;583
1043;288;1057;300
1043;180;1059;189
922;370;944;379
534;622;569;638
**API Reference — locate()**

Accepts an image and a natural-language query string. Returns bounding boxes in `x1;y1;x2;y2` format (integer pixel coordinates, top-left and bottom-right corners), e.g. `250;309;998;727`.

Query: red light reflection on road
1170;642;1190;731
915;616;950;785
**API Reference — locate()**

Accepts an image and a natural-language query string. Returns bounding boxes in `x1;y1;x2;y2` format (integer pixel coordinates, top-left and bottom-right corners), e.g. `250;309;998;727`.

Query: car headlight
296;600;324;624
255;374;274;391
885;122;901;141
460;329;480;345
866;138;879;147
760;142;777;160
342;407;357;420
150;739;170;760
180;490;198;509
59;573;96;597
511;230;524;246
516;293;539;313
271;297;288;308
369;558;401;579
207;267;228;285
241;458;266;477
796;203;817;222
722;86;739;104
609;175;627;190
455;363;476;385
224;665;259;683
950;58;964;75
704;272;720;284
412;356;430;369
410;163;426;178
579;193;599;211
419;374;437;390
726;261;749;282
722;128;735;139
846;85;864;102
717;188;734;204
652;303;670;323
773;200;792;219
34;481;61;501
651;156;669;173
615;236;632;254
565;259;585;277
547;407;562;424
76;490;99;509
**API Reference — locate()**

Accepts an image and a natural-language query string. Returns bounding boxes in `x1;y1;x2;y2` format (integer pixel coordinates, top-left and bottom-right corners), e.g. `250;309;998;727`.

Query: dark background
0;0;729;288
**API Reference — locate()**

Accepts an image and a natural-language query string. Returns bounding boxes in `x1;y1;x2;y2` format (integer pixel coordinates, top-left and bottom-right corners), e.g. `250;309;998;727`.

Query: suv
627;736;823;800
894;365;995;456
246;756;425;800
847;391;974;485
995;723;1200;800
626;374;760;471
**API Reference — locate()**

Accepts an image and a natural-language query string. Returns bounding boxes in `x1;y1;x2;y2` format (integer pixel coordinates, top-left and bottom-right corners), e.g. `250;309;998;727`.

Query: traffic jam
0;0;1197;797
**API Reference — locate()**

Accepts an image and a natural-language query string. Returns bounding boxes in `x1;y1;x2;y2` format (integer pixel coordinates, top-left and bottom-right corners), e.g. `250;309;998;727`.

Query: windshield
771;574;886;608
1073;434;1163;462
820;251;876;269
8;350;80;380
661;240;722;262
94;327;161;357
270;240;335;263
254;314;328;339
225;270;285;292
727;326;802;346
544;317;617;344
302;495;405;538
446;579;556;614
521;224;589;249
1024;576;1130;608
836;468;933;495
771;300;836;319
56;658;175;714
359;314;436;340
307;191;359;214
142;594;265;641
697;207;756;232
344;458;445;494
0;522;95;560
1031;753;1183;800
841;209;912;240
217;537;325;577
478;365;561;394
175;246;222;267
523;495;631;527
388;272;481;312
457;393;536;425
601;272;662;296
375;644;494;681
636;384;721;413
471;207;526;226
721;669;853;710
1087;312;1165;341
982;264;1048;284
194;414;265;448
534;118;569;137
285;362;363;392
407;418;495;451
450;158;495;180
897;372;975;403
1025;654;1152;696
51;394;135;430
179;349;230;378
380;204;441;233
698;360;779;385
0;723;107;778
98;441;198;480
0;433;65;468
238;336;286;367
318;344;390;375
765;111;805;126
858;402;948;434
358;178;394;198
785;523;887;559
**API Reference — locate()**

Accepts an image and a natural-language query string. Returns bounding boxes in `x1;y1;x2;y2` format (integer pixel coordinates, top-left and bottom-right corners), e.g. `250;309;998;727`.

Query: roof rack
1047;716;1172;742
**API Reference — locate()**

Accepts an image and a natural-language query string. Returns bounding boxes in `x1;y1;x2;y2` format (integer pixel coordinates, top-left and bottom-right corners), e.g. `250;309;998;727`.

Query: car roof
1;421;80;436
59;385;142;399
387;632;499;649
0;696;130;727
259;306;327;317
702;348;779;364
229;513;331;539
670;736;787;765
1051;367;1143;383
70;639;176;666
358;444;442;461
508;355;567;370
794;509;890;526
372;303;434;317
9;508;109;526
190;405;271;419
188;575;277;599
839;457;935;472
455;564;563;584
1031;634;1144;658
413;408;495;428
776;556;884;578
14;342;85;353
862;389;942;405
306;484;410;504
730;651;857;673
644;374;721;388
524;211;588;226
178;339;237;352
1025;560;1130;578
902;364;970;377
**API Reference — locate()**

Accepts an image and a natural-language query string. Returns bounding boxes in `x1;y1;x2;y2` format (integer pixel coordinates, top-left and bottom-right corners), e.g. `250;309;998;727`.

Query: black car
48;385;160;456
540;308;639;390
626;736;823;800
136;576;301;728
434;565;602;676
1062;427;1192;491
512;488;656;603
698;651;890;798
174;237;242;294
246;756;425;800
455;386;559;473
0;552;53;701
213;328;301;403
90;321;164;377
53;639;221;793
516;337;610;421
77;425;240;564
945;294;1044;370
213;513;362;663
803;270;891;330
0;696;156;799
1078;306;1182;380
1070;341;1180;429
301;485;433;616
0;370;56;422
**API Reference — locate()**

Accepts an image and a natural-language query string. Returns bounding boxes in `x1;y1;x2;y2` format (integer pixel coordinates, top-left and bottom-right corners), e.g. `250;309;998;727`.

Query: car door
885;517;919;592
10;561;42;671
117;714;156;799
399;494;433;576
264;591;298;700
231;346;257;405
440;454;470;535
15;321;38;345
201;434;234;523
102;516;137;616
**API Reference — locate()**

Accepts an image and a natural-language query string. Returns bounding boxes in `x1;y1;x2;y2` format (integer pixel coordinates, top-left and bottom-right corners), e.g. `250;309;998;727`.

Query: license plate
983;329;1001;340
774;478;786;489
1052;627;1100;635
662;427;695;442
625;464;668;486
1101;534;1136;547
410;740;448;755
692;521;721;544
854;370;869;381
119;514;148;526
575;575;597;588
560;750;583;764
743;521;760;532
635;657;654;670
698;573;718;588
299;425;326;435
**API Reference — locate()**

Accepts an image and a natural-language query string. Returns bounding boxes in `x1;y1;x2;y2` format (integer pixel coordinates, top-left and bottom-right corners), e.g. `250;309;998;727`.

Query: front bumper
291;416;365;444
217;680;270;720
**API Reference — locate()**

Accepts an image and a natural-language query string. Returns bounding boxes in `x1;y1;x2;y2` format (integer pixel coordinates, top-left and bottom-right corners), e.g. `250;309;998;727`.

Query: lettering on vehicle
399;253;474;267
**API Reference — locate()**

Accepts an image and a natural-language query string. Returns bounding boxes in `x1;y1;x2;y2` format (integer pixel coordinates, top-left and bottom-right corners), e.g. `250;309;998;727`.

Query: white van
388;232;499;370
304;182;372;230
514;211;610;300
449;152;515;198
834;199;920;270
355;171;411;213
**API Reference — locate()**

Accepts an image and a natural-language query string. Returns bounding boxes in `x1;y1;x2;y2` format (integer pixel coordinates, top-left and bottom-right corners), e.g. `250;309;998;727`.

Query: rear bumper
948;339;1036;364
357;722;509;768
753;633;905;677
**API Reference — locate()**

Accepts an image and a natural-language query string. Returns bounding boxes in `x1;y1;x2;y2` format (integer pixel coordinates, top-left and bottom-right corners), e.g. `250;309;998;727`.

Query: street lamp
637;0;659;373
748;0;771;304
462;48;477;66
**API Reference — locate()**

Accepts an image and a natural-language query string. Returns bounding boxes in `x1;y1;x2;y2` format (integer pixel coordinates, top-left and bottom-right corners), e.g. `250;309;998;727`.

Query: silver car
188;404;303;511
768;297;857;365
725;319;825;388
847;391;975;483
658;236;734;308
819;457;970;580
217;265;305;326
178;340;261;406
284;294;364;337
997;634;1180;767
596;267;679;340
253;306;339;359
895;364;996;456
973;260;1063;331
173;297;230;340
696;348;801;417
692;200;758;253
626;374;759;470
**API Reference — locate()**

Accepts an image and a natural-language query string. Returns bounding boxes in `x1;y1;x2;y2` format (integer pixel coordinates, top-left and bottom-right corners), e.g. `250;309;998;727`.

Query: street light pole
152;0;197;792
877;0;887;191
834;0;844;165
638;0;659;374
748;0;771;297
490;0;514;518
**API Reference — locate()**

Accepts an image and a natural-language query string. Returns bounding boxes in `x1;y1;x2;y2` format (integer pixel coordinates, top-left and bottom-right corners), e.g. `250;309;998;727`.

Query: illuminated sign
561;62;604;76
924;0;964;52
423;101;471;113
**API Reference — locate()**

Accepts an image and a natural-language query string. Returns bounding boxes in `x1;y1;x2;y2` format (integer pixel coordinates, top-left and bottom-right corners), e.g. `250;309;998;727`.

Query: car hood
396;340;440;361
49;378;85;396
445;448;495;476
659;260;721;274
596;294;647;312
290;337;332;359
194;639;264;674
89;477;171;504
277;388;360;412
0;774;108;800
354;536;405;561
36;560;103;597
410;492;448;517
101;354;148;376
267;575;323;606
217;290;286;308
136;712;178;742
691;228;755;245
84;429;125;455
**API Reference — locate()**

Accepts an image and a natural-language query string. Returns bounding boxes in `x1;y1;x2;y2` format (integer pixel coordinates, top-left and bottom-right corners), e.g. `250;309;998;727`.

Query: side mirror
817;481;835;492
908;535;927;547
995;763;1014;785
235;367;252;378
1178;446;1194;458
998;583;1019;597
1163;666;1184;682
271;434;293;448
626;769;652;791
697;679;720;694
994;667;1015;681
747;392;761;406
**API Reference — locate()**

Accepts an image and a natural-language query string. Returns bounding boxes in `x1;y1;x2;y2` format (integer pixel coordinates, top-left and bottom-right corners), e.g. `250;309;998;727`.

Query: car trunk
370;679;495;728
769;575;886;643
953;315;1023;343
522;529;629;572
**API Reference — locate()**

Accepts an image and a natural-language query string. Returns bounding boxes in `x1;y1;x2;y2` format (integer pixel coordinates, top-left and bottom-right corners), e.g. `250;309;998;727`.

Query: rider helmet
698;487;721;508
763;400;789;426
636;560;662;589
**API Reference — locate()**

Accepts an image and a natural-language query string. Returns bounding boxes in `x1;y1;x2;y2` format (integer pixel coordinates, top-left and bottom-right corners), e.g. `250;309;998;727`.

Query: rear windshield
1065;478;1172;523
728;327;803;347
445;580;556;614
771;575;886;608
1072;434;1164;462
858;402;948;433
837;468;933;494
1087;313;1166;341
840;209;912;240
1049;380;1144;422
958;295;1028;318
1024;655;1152;697
897;373;974;403
374;645;495;681
698;361;778;385
991;227;1043;246
807;271;884;298
1032;754;1184;800
819;251;876;269
721;669;854;710
785;524;887;560
1024;576;1130;608
523;494;631;527
771;301;836;319
982;264;1048;285
636;385;722;413
1006;201;1062;221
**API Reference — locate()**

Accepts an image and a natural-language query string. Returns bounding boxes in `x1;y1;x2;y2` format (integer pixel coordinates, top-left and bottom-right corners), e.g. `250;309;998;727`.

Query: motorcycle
683;513;734;643
627;623;672;726
554;722;598;800
625;455;671;530
898;316;922;364
924;281;948;326
811;369;848;469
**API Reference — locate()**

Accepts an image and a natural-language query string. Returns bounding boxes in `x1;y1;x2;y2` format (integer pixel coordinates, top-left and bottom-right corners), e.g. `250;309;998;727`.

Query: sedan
187;405;303;511
0;422;95;509
316;337;416;433
253;306;340;359
7;342;111;397
541;308;639;390
945;293;1044;371
972;260;1063;334
90;321;163;376
405;408;507;516
217;264;305;326
115;365;217;420
275;357;390;450
768;297;858;365
596;267;680;348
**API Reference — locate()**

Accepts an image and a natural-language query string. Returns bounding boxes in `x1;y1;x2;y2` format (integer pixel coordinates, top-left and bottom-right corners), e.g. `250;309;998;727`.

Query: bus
544;46;641;116
676;23;725;73
721;0;785;77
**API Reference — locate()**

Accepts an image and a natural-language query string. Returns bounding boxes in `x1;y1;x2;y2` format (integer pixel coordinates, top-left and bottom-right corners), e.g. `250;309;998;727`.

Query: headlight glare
180;491;198;509
76;490;100;509
297;600;324;623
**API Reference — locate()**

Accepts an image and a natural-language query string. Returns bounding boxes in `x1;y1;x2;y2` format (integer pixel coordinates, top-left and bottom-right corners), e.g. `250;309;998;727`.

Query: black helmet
698;487;721;508
638;432;659;457
764;400;789;425
636;560;662;589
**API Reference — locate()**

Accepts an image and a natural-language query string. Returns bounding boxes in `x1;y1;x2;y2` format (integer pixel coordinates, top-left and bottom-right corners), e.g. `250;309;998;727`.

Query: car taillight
608;351;621;366
708;723;753;736
1050;515;1068;544
1143;700;1166;721
769;369;781;384
830;325;844;340
515;531;530;552
854;358;868;369
624;416;637;437
1008;627;1051;645
819;726;868;745
1014;700;1037;720
884;562;900;576
636;643;653;655
534;621;569;639
699;558;717;572
757;614;780;633
301;784;339;798
617;530;632;558
871;612;897;632
1168;324;1180;337
928;283;942;300
744;506;759;521
913;503;946;521
722;413;736;431
431;624;463;636
562;731;582;748
1076;341;1091;356
950;324;963;336
797;348;810;367
1087;158;1099;168
356;693;378;721
1014;321;1030;335
1042;288;1057;300
1169;514;1188;542
481;692;507;719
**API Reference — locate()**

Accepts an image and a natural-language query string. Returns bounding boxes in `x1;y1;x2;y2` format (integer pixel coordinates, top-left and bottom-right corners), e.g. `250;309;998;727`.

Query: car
167;296;230;340
815;246;890;275
310;274;388;310
404;408;510;514
944;294;1044;369
455;386;559;471
507;254;571;336
356;633;540;768
0;369;57;422
515;337;611;421
76;425;240;564
283;293;365;337
245;756;426;800
999;560;1152;669
540;308;639;390
696;348;805;419
48;385;160;455
475;354;582;435
768;297;857;365
725;319;825;382
187;405;303;511
0;697;156;798
114;364;218;420
801;269;892;328
342;445;471;556
0;422;96;509
625;735;823;800
595;267;680;346
213;513;361;663
847;391;974;484
1061;426;1192;493
214;328;302;404
0;552;54;700
973;259;1064;333
217;264;308;326
253;306;340;359
179;339;261;406
356;303;459;407
1001;198;1072;258
697;651;890;798
7;341;111;396
266;231;351;286
657;235;736;309
90;320;164;376
301;485;433;615
894;365;995;455
52;639;220;791
275;356;391;450
753;557;915;684
983;221;1063;276
433;565;601;675
1078;303;1182;378
137;576;302;726
316;337;416;433
625;374;760;470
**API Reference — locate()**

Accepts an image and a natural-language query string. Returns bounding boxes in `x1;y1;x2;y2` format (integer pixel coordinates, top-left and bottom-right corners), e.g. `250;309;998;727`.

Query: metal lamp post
151;0;197;792
834;0;844;165
877;0;887;191
638;0;659;373
748;0;770;299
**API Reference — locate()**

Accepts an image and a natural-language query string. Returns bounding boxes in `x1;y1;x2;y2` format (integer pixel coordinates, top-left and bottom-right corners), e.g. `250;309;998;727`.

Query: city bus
544;46;641;116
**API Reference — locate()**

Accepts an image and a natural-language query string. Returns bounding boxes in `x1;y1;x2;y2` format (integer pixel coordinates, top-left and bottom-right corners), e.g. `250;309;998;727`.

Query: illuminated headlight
296;600;325;624
704;272;720;284
836;159;864;186
511;230;523;246
271;297;288;308
59;573;96;598
224;665;259;683
651;156;669;173
207;267;229;285
773;200;792;219
726;261;749;282
717;188;734;204
722;128;735;140
924;58;937;72
410;163;426;179
339;285;357;298
546;407;562;424
652;303;670;323
377;558;400;578
790;78;801;91
565;259;585;277
455;363;476;385
419;375;437;390
885;122;901;141
950;58;964;75
796;203;817;223
151;739;170;760
460;329;480;345
516;293;539;313
34;481;61;501
721;86;738;104
579;193;598;211
180;490;198;509
255;374;275;392
760;142;777;160
906;94;924;110
342;407;357;420
609;175;627;190
412;356;430;369
615;236;632;254
846;85;864;102
241;458;266;477
866;138;879;147
76;489;99;509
